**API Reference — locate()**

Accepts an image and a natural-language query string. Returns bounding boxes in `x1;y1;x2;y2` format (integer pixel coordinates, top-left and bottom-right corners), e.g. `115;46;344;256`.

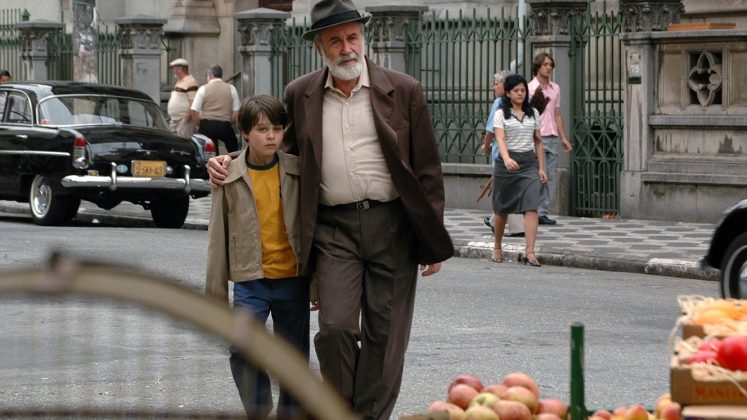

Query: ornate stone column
234;8;289;99
15;20;64;82
619;31;655;219
115;17;166;104
619;0;685;32
164;0;220;89
365;5;427;74
528;0;588;216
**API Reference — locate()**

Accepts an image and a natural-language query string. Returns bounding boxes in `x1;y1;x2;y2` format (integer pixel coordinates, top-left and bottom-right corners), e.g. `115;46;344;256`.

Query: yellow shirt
247;157;297;279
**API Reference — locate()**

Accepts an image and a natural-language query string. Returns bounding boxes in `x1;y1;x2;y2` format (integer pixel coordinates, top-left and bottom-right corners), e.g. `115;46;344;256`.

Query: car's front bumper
61;163;210;194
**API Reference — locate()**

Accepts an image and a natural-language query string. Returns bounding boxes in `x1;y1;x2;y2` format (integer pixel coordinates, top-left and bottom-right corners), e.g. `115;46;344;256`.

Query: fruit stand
404;296;747;420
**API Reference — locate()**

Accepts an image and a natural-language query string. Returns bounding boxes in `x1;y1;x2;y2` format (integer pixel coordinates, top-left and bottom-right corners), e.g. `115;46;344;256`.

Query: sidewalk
0;198;719;281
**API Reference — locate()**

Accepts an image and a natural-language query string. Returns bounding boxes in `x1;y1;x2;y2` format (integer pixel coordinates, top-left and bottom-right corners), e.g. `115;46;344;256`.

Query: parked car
703;199;747;298
0;82;215;228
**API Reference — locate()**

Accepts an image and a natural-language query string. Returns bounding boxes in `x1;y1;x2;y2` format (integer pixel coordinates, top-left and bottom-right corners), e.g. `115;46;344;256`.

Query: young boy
205;95;309;419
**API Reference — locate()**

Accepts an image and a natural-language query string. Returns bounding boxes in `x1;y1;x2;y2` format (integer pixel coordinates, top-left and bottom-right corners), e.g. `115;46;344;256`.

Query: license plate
131;160;166;177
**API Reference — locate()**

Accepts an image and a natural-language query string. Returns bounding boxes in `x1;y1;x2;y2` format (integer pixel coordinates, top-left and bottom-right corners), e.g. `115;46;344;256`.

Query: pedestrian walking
480;70;524;238
205;95;313;419
527;52;572;225
491;74;547;267
205;0;453;418
167;58;199;138
0;70;10;83
191;65;241;152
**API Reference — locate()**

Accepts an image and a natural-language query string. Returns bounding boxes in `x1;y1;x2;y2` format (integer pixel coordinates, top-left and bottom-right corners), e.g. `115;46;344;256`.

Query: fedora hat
302;0;370;41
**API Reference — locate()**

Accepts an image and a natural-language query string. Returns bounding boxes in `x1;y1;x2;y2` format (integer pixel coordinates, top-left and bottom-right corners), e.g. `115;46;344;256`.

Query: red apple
502;372;540;398
624;405;649;420
654;393;673;418
538;398;568;418
493;400;533;420
537;414;563;420
593;409;613;420
464;405;499;420
449;374;485;393
484;383;508;398
717;335;747;371
503;385;539;413
449;383;480;410
661;402;681;420
428;401;466;420
613;407;628;417
469;392;499;409
429;400;449;413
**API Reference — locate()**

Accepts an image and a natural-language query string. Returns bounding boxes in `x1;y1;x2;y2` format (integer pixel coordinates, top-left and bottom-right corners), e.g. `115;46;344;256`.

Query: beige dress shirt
319;60;399;206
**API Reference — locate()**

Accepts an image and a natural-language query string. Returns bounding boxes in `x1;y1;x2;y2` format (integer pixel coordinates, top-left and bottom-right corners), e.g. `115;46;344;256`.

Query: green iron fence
269;8;532;165
407;8;533;164
570;3;624;216
49;24;121;85
270;18;324;100
269;16;378;99
0;9;28;81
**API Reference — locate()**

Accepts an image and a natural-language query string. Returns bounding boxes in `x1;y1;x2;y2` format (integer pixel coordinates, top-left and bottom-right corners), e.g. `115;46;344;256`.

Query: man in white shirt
190;65;241;152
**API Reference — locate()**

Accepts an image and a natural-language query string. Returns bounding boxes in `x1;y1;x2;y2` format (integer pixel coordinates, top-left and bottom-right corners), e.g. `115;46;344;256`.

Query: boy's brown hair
532;52;555;76
237;94;287;134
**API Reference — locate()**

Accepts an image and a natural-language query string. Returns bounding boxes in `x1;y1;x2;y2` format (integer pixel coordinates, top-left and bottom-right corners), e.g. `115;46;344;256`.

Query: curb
1;201;718;281
453;243;719;282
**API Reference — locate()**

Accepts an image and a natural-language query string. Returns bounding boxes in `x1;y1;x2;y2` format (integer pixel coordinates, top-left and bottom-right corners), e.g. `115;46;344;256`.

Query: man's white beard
323;51;364;81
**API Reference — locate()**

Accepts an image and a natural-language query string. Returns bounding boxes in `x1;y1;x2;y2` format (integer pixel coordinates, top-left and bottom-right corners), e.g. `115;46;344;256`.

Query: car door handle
15;134;28;140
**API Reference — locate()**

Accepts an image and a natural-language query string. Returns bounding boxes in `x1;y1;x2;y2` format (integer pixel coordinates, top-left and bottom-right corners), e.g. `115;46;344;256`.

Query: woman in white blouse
491;74;548;266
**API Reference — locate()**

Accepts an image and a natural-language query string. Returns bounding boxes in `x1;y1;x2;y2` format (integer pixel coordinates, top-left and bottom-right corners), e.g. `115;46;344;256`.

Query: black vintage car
0;82;215;228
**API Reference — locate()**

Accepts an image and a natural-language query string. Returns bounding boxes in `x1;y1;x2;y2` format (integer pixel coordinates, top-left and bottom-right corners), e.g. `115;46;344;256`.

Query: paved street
0;197;719;280
0;218;719;418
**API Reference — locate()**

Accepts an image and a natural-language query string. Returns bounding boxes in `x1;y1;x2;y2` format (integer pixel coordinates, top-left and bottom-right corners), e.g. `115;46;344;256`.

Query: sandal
491;248;503;263
525;251;541;267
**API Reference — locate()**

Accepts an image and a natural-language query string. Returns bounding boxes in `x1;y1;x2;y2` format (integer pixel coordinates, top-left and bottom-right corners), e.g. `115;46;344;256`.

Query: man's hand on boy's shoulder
207;155;232;188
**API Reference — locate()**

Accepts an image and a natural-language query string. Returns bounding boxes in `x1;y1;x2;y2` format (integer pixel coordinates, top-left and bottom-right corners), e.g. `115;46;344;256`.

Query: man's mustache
337;53;358;64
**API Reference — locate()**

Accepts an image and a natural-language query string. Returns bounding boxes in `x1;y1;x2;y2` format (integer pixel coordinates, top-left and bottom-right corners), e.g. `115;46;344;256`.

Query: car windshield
37;95;168;130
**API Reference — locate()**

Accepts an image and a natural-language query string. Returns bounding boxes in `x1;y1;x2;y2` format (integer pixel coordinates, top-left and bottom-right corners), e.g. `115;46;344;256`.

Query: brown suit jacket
282;58;454;273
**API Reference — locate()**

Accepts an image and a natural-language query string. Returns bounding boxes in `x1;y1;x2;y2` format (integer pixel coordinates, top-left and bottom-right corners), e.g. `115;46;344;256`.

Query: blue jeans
230;277;309;419
539;136;560;216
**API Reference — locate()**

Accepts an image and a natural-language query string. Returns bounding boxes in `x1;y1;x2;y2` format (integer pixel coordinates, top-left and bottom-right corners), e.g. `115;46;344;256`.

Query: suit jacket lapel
367;59;400;161
304;68;327;169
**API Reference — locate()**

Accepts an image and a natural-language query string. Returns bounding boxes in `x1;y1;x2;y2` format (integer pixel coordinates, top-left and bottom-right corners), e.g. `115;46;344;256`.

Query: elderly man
207;0;453;418
167;59;199;138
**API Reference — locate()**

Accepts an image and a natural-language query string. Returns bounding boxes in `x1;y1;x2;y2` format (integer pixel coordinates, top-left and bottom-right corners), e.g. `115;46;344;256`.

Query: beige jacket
206;149;302;301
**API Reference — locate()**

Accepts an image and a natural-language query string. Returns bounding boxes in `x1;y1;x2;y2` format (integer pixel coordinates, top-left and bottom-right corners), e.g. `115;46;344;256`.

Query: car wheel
720;231;747;298
150;195;189;229
28;175;81;226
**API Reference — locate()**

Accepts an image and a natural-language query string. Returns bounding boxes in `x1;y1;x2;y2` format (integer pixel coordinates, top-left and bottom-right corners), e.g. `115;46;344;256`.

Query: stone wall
621;29;747;223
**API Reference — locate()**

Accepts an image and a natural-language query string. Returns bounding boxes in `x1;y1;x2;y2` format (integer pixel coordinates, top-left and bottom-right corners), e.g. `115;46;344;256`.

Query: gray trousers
539;136;560;216
313;199;418;420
